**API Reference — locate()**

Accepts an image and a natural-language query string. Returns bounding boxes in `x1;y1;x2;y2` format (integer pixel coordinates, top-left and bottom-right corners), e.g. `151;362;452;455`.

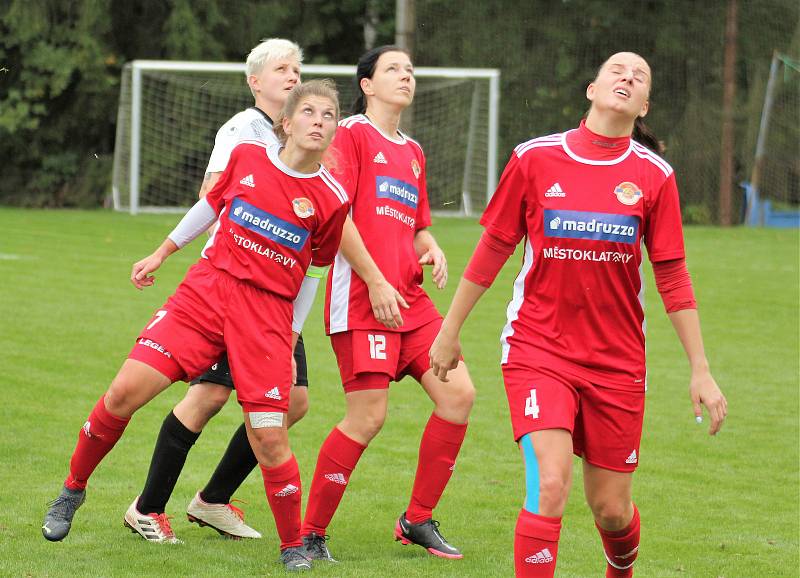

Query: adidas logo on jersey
240;174;255;187
525;548;554;564
264;387;282;400
545;182;565;197
274;483;299;497
324;473;347;485
373;151;388;164
626;450;638;464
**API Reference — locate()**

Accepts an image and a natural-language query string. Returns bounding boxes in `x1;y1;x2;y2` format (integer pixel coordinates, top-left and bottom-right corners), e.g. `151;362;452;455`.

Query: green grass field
1;208;797;577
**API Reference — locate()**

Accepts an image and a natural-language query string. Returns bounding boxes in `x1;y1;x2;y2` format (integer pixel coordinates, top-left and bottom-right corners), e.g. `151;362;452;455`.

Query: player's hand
131;253;164;290
291;356;297;386
418;247;448;289
429;326;461;382
368;279;409;329
689;368;727;435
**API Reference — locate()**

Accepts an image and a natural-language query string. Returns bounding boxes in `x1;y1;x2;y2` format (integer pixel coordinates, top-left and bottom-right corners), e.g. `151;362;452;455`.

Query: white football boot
186;492;262;539
123;497;182;544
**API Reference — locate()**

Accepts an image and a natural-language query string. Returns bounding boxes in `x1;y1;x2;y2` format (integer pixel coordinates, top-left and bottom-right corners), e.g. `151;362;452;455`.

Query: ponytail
633;117;663;154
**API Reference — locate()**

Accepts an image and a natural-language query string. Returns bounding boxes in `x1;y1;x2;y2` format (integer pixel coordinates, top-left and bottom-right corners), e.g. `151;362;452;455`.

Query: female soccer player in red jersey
43;80;349;572
298;46;476;563
128;38;306;544
429;52;728;577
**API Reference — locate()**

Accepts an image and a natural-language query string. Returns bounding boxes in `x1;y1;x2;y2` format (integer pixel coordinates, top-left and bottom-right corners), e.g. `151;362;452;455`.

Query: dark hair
352;45;411;114
633;117;663;154
273;79;340;145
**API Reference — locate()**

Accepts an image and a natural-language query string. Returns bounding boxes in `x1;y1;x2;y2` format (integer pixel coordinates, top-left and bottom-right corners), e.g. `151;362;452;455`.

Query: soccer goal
744;51;799;227
112;60;500;216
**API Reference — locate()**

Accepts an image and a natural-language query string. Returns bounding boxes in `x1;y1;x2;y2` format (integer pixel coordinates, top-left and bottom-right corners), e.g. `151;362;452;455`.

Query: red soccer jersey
202;141;349;300
482;122;685;389
324;114;439;334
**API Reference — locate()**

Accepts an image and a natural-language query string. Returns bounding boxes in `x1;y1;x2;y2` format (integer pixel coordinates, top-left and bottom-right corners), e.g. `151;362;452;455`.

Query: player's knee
105;376;140;417
452;380;476;414
346;408;386;442
249;425;289;466
175;383;230;429
537;472;570;514
589;498;631;530
200;384;231;415
361;413;386;441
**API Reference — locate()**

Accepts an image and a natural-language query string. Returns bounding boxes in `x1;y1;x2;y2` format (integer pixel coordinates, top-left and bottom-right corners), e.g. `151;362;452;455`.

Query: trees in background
0;0;797;217
0;0;394;206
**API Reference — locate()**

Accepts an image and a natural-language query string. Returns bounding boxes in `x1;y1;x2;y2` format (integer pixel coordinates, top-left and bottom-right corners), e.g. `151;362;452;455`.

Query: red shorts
330;318;443;392
128;260;293;413
503;364;645;472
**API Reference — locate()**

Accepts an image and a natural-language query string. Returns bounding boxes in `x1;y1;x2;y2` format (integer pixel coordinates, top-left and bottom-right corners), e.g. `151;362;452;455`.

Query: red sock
64;395;130;490
514;509;561;577
261;455;303;550
597;504;640;578
406;413;467;523
301;427;366;536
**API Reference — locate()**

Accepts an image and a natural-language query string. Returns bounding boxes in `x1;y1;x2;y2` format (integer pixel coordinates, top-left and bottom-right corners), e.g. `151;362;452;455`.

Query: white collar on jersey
560;129;634;166
267;144;323;179
361;114;408;145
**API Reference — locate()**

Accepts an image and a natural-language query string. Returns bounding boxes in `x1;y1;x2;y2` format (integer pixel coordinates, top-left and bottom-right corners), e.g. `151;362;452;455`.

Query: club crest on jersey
614;181;643;206
292;197;315;219
411;158;421;179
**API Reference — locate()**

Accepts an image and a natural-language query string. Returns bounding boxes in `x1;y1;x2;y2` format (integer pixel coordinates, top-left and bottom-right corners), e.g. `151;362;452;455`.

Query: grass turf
0;208;797;577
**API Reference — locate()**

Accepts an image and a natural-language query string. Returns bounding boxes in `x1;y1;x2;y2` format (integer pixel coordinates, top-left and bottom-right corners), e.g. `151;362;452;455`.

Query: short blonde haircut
245;38;303;78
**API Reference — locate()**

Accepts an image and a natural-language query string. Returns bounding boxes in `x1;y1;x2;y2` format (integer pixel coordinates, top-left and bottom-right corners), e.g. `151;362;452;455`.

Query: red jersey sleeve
415;151;432;230
204;144;242;214
644;173;686;263
328;127;360;202
479;152;528;246
311;203;348;268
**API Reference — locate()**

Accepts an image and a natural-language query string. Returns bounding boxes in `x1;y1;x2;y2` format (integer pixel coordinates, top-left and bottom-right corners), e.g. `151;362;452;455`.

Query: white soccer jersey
205;107;279;174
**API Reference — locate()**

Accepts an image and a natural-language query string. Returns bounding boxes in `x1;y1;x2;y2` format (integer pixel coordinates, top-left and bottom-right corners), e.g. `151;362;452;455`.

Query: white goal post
112;60;500;216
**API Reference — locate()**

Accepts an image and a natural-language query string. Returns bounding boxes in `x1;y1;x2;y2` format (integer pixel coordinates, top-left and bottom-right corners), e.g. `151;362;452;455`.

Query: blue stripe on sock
520;433;540;514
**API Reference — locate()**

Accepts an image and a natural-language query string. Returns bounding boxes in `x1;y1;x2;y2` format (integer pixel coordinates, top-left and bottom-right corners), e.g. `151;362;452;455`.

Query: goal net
112;61;499;216
744;52;799;226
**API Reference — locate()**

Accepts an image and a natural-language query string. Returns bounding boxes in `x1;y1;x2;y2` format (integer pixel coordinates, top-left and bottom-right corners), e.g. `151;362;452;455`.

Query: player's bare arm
430;277;488;381
667;308;728;435
339;215;409;328
131;238;179;290
198;171;222;199
132;194;219;290
414;228;447;289
198;172;222;236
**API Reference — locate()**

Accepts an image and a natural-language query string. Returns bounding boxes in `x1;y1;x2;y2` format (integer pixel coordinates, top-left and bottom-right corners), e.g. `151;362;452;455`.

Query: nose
620;67;635;84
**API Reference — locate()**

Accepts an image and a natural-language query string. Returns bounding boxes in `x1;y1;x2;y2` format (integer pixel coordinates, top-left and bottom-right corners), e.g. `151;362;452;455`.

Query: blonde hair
245;38;303;78
274;79;340;145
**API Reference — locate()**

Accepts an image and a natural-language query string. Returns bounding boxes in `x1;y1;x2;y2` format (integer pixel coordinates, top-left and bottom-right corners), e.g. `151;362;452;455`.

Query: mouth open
614;88;630;98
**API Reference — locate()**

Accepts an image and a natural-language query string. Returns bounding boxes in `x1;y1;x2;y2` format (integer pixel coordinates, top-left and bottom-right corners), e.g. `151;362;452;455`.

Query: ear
586;82;596;103
247;74;259;94
360;77;374;97
282;115;292;137
639;99;649;118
